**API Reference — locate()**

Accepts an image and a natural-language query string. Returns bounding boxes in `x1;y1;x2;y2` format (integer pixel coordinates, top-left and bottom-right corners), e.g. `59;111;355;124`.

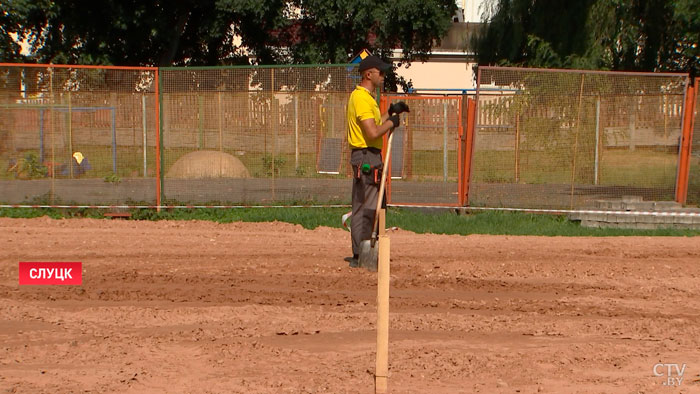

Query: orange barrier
676;82;697;204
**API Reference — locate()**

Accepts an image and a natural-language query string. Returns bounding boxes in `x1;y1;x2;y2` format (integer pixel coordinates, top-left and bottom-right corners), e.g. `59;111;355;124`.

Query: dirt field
1;217;700;394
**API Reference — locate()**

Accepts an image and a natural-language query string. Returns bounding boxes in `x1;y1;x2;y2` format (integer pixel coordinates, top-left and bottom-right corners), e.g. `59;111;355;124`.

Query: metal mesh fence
472;67;688;209
689;78;700;205
159;65;357;205
384;95;464;206
0;65;157;205
2;63;696;210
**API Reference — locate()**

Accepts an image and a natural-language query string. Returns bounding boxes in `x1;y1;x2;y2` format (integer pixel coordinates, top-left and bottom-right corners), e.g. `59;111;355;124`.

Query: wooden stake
375;209;390;394
378;208;386;236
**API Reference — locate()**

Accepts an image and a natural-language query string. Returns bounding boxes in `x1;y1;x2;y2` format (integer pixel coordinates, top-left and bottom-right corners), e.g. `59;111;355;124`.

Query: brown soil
1;217;700;393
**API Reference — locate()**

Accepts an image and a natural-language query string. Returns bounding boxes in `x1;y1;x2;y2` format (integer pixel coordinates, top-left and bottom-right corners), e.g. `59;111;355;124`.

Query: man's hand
388;101;410;116
387;114;401;128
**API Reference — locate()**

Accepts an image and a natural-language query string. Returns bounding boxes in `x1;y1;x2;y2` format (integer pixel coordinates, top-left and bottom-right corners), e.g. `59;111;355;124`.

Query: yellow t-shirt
347;86;382;149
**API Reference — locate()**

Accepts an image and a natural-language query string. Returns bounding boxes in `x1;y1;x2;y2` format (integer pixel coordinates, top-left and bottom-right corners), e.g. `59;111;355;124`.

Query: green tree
287;0;456;64
0;1;23;62
4;0;250;66
475;0;594;68
2;0;456;68
668;0;700;75
2;0;456;91
474;0;699;74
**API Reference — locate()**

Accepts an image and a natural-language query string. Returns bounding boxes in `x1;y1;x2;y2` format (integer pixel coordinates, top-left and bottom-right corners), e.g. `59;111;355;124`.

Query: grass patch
391;209;700;236
1;206;698;237
0;206;104;220
470;148;680;187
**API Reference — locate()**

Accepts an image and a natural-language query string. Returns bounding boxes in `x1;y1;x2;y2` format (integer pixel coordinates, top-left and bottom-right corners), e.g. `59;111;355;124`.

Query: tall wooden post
375;209;390;394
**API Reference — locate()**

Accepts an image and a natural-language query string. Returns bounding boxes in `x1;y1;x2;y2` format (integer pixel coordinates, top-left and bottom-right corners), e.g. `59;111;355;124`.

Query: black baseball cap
358;55;391;72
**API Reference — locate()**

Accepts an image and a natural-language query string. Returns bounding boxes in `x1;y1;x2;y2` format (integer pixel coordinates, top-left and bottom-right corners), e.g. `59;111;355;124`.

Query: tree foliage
0;1;23;62
1;0;456;68
474;0;699;75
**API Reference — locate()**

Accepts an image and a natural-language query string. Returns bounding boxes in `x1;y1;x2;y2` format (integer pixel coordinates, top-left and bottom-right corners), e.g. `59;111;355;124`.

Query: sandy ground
1;216;700;394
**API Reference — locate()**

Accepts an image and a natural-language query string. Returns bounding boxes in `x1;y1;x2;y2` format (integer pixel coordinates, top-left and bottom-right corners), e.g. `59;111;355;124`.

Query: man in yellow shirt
345;55;409;267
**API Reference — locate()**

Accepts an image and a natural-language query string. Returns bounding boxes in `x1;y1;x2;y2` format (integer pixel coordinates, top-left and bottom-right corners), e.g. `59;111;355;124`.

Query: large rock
166;150;250;179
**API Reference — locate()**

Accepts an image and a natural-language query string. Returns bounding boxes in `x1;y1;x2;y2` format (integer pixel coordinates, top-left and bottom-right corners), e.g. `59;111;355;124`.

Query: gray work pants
350;148;384;256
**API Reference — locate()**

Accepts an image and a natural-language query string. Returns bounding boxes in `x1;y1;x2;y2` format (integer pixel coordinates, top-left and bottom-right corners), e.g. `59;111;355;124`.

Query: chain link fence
159;65;357;205
472;67;689;210
1;63;697;210
0;64;157;205
383;95;464;206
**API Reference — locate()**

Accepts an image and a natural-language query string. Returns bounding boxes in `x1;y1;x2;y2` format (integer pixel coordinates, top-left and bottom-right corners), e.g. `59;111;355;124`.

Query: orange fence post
457;96;466;206
676;81;697;204
463;98;477;206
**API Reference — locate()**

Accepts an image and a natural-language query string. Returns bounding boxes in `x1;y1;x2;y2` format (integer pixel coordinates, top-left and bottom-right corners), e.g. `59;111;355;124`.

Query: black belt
352;147;381;154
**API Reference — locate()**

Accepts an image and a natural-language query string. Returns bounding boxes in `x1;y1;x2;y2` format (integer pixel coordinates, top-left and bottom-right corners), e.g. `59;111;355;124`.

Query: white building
393;0;486;93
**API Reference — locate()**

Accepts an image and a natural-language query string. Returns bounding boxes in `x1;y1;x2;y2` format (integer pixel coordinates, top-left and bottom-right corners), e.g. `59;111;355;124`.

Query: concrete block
593;221;604;228
654;215;673;224
633;223;659;230
610;201;624;210
585;213;604;222
623;202;655;211
595;200;624;210
576;209;700;230
661;215;677;225
653;201;682;211
580;220;600;228
622;195;643;203
568;212;582;221
616;213;635;223
594;200;613;209
640;215;659;224
667;207;700;214
679;216;695;225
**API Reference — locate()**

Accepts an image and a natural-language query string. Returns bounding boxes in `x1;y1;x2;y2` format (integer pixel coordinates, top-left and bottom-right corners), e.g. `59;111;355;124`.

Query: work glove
387;114;401;128
388;101;410;116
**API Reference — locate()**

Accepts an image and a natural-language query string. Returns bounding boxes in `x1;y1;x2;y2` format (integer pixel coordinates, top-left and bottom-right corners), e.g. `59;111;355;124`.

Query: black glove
388;101;410;116
387;114;400;128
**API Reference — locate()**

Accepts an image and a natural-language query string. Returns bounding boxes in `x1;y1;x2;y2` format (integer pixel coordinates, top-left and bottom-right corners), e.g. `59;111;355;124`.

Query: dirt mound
166;150;250;179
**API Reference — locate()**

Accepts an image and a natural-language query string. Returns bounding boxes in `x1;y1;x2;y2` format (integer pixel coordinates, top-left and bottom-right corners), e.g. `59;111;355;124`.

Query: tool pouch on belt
353;162;383;185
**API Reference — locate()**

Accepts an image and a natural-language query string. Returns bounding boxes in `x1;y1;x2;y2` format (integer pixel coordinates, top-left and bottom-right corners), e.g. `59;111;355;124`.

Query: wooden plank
375;232;390;394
